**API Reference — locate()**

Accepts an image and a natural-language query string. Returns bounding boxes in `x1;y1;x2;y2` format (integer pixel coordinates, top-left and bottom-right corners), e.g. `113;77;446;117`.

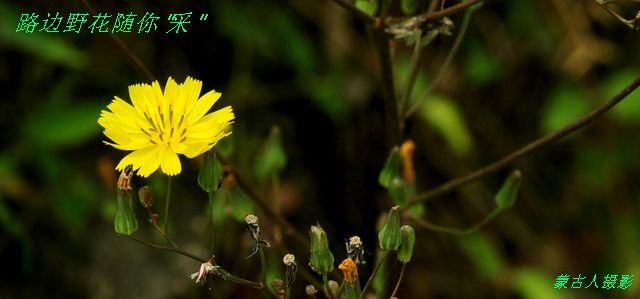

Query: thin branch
215;150;310;249
127;235;207;263
327;0;377;25
389;262;407;298
594;0;635;28
362;251;389;295
422;0;483;22
407;209;499;235
398;32;423;116
374;29;402;145
81;0;156;82
163;176;172;241
405;75;640;208
404;4;473;119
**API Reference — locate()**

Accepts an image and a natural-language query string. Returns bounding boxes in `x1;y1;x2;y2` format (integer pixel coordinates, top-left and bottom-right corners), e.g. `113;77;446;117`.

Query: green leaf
458;233;504;281
465;43;503;86
540;84;589;134
419;95;474;156
356;0;378;16
24;102;103;149
0;3;88;69
602;70;640;125
513;268;569;299
229;186;253;221
495;170;522;211
400;0;418;15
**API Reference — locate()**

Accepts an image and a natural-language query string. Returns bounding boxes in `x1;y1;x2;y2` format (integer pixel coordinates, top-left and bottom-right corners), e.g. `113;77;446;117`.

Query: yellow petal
181;142;212;158
136;147;163;177
115;146;157;175
128;83;153;115
186;90;221;125
187;106;234;139
181;77;202;116
160;148;182;175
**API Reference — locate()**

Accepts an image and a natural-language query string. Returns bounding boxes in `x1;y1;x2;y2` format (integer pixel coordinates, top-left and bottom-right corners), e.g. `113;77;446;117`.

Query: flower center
140;105;187;147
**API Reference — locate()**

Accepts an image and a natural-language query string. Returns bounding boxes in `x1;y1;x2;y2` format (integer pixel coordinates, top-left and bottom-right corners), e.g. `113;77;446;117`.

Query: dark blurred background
1;0;640;298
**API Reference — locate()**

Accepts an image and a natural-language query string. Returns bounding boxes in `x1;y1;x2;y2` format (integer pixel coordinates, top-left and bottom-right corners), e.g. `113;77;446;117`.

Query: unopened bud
115;165;137;235
397;225;415;263
378;206;401;251
309;224;334;275
378;147;401;188
138;186;153;208
495;170;522;211
198;150;224;193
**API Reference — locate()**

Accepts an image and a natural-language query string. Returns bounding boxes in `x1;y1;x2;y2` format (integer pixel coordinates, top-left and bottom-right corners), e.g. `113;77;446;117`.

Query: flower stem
209;191;215;253
410;209;500;235
216;267;264;289
272;173;282;244
323;274;338;299
127;235;206;263
362;251;389;295
259;245;267;285
390;263;407;298
163;176;172;240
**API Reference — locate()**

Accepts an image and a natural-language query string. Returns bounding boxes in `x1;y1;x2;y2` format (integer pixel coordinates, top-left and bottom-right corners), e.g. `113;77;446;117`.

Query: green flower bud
378;147;401;189
397;225;415;263
495;170;522;211
115;165;137;235
138;186;153;208
198;150;223;193
254;126;287;182
378;206;402;251
309;224;334;275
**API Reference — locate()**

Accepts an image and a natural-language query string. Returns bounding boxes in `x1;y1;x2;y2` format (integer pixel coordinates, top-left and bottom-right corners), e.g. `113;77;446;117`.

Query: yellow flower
98;76;234;177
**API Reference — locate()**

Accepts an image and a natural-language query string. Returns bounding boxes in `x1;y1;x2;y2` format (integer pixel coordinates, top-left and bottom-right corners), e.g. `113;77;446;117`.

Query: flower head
98;76;234;177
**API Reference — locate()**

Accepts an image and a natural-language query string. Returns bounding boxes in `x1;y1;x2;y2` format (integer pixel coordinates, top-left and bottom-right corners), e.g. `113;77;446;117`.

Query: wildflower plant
93;0;640;297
